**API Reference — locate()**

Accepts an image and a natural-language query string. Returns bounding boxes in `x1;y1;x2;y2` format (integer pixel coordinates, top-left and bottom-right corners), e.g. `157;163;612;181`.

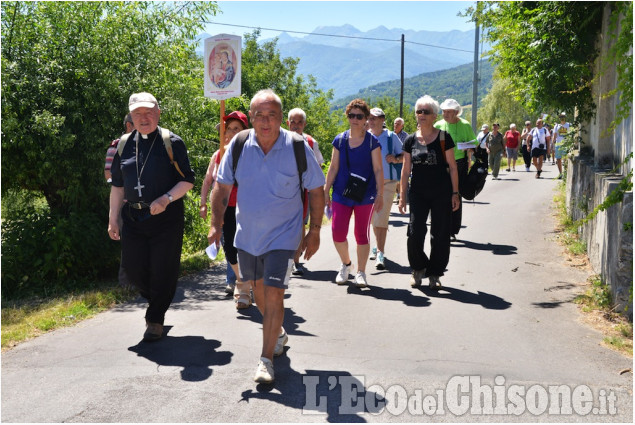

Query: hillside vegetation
334;60;494;109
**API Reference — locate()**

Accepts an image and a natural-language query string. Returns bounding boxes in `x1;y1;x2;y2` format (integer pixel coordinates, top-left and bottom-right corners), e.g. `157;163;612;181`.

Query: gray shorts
237;249;295;289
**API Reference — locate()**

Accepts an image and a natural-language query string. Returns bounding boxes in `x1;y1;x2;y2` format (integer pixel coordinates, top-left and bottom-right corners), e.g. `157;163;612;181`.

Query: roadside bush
1;210;119;299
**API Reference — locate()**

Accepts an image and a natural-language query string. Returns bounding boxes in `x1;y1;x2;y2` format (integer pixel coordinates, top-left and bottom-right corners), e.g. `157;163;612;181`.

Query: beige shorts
372;180;399;228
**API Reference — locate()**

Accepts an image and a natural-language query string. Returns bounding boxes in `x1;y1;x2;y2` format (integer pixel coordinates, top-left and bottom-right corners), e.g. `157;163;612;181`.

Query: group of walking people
107;88;567;385
475;112;570;180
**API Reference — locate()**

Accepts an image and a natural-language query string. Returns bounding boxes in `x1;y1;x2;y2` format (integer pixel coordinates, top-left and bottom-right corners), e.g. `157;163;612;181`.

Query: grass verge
1;251;218;351
553;180;633;357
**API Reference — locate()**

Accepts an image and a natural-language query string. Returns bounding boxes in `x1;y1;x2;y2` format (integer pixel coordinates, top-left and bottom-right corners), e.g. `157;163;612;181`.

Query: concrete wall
566;4;633;318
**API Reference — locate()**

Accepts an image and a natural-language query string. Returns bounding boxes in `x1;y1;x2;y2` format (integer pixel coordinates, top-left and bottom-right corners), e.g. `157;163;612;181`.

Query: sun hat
128;92;158;112
439;99;462;116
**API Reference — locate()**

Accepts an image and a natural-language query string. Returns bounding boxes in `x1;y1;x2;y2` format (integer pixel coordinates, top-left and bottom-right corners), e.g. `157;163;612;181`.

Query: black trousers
521;145;532;166
222;206;238;265
121;202;185;325
453;157;468;236
407;190;452;277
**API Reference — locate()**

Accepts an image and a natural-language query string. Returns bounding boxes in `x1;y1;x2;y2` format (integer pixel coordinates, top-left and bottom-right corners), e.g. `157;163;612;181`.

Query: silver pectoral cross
134;179;145;197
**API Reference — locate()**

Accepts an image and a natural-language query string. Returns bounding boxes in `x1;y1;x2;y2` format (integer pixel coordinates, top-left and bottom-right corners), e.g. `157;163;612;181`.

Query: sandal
235;292;251;309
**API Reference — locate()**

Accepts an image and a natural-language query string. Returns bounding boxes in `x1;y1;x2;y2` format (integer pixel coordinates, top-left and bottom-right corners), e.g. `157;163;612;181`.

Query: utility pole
400;34;405;118
471;21;479;134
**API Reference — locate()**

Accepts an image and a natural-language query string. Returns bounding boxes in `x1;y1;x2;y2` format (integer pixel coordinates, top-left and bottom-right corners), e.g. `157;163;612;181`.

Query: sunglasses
347;113;366;120
416;109;434;115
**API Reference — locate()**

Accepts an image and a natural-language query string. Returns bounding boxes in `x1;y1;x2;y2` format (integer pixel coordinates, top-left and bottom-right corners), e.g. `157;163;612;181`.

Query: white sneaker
375;251;385;270
335;263;351;284
254;357;274;383
274;327;288;357
370;246;377;260
355;271;368;288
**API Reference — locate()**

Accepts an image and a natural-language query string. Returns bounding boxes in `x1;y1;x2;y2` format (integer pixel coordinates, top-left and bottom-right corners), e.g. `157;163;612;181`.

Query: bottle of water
324;205;332;220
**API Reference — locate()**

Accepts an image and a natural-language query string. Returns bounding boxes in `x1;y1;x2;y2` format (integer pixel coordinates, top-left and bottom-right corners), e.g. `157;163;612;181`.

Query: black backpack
231;129;308;207
461;159;488;200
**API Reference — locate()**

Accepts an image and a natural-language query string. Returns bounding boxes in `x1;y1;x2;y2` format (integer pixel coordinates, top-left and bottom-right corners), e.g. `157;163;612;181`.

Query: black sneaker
292;263;305;276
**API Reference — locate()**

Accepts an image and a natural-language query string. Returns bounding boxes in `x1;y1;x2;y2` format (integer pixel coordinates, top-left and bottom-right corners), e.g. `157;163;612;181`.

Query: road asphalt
1;161;633;423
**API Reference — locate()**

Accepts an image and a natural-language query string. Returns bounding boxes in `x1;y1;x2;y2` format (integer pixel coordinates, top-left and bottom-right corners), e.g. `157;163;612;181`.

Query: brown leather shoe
143;322;163;342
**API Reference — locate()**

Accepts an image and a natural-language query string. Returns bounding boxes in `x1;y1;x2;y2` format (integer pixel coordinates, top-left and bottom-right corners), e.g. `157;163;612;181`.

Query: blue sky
205;1;476;38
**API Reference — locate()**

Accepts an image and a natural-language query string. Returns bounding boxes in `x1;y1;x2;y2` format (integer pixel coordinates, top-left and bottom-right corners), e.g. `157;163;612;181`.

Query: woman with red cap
200;111;252;308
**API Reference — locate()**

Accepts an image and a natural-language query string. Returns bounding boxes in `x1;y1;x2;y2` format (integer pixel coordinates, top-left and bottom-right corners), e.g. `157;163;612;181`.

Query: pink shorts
331;201;374;245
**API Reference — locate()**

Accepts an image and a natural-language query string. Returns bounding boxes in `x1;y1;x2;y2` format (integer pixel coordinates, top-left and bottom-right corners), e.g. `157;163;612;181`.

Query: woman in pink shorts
324;99;384;288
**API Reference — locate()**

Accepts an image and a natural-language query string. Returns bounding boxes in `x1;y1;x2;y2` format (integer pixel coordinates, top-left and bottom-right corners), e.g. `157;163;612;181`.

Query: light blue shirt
217;128;326;256
375;129;403;181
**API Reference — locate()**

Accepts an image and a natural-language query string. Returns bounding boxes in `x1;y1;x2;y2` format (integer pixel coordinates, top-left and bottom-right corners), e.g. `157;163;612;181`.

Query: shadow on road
128;327;233;382
417;286;512;310
451;238;518;255
239;356;383;422
347;285;431;307
371;258;411;276
236;306;316;337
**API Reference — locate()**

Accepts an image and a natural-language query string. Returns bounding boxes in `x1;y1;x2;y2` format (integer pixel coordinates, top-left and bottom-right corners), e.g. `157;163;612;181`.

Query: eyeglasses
416;109;434;115
347;113;365;120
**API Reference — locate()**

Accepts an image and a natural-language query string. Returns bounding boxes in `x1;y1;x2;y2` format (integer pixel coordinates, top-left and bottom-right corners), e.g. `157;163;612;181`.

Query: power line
204;21;473;53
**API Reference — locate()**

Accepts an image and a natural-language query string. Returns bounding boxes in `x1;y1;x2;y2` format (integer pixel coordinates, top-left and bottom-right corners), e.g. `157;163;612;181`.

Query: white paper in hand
205;242;219;260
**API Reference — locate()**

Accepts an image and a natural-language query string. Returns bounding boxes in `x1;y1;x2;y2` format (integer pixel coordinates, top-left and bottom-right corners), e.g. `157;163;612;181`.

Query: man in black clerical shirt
108;92;195;341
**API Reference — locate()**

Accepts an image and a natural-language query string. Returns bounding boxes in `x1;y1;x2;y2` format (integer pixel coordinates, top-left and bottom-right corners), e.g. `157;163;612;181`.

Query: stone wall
566;3;633;319
567;156;633;319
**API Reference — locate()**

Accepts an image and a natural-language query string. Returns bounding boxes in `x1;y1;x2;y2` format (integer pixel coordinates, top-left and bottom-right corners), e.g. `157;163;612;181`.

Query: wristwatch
166;192;174;203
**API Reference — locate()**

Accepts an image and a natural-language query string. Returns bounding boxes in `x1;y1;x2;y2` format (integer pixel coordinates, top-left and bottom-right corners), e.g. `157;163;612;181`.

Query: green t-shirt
434;118;477;160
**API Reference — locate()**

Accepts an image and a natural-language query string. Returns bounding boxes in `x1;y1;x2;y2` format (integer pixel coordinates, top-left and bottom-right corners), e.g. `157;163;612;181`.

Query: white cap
128;92;158;112
439;98;462;116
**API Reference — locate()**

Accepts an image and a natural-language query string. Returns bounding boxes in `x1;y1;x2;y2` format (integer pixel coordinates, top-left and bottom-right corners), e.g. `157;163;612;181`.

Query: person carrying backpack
208;89;325;384
108;92;195;342
527;118;551;179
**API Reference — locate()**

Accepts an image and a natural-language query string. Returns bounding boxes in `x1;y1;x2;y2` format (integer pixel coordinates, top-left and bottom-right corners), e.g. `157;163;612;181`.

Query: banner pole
219;100;226;159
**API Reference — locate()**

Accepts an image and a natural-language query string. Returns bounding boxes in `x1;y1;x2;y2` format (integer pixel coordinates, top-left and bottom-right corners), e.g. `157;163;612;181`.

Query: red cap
222;111;248;129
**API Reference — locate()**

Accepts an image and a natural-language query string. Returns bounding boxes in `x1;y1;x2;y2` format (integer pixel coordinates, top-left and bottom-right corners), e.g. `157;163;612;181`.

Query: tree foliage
1;1;218;297
0;3;340;298
1;1;217;215
466;1;605;125
477;75;534;130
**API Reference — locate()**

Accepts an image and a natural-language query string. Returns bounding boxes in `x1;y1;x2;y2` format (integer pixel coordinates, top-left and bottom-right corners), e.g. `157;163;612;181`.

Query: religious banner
204;34;241;99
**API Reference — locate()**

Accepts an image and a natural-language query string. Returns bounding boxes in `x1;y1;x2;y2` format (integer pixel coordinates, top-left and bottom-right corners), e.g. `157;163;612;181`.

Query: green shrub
1;210;119;299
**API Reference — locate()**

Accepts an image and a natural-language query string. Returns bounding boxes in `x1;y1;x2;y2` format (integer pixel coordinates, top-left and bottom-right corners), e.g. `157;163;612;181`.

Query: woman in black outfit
398;95;460;289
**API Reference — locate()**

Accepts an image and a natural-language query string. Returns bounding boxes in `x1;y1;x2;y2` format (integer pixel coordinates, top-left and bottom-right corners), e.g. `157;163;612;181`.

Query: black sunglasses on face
347;113;365;120
416;109;433;115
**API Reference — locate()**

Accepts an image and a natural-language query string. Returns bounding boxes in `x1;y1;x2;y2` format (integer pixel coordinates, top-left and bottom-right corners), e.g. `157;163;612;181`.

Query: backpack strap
231;129;251;187
160;127;185;178
386;130;394;180
292;132;307;188
116;128;185;178
440;130;447;165
292;132;308;211
117;132;132;157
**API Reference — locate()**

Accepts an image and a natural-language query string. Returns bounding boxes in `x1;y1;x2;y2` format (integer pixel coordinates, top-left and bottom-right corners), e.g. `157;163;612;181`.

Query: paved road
2;163;632;422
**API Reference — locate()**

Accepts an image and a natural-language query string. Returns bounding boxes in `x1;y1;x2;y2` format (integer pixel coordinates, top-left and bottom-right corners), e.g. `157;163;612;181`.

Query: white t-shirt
553;122;570;143
477;131;489;148
530;127;549;149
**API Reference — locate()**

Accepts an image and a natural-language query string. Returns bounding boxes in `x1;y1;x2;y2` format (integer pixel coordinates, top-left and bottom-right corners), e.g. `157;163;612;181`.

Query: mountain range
334;59;494;109
198;24;487;99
